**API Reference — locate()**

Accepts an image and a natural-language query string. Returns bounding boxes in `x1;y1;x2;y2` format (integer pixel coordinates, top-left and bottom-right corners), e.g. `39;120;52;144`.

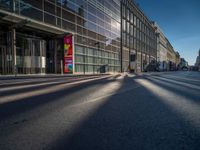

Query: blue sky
134;0;200;65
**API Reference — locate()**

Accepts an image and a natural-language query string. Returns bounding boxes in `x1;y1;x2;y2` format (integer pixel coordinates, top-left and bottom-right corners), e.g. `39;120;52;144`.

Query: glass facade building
0;0;156;75
0;0;121;74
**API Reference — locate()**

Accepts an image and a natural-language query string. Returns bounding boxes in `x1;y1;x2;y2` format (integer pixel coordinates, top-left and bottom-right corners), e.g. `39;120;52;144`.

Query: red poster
64;35;73;73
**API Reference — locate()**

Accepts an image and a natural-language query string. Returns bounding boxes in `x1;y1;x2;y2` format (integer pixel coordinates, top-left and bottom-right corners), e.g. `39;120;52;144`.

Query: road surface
0;71;200;150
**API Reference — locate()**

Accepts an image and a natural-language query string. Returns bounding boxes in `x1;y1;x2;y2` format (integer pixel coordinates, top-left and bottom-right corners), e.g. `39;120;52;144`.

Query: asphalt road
0;71;200;150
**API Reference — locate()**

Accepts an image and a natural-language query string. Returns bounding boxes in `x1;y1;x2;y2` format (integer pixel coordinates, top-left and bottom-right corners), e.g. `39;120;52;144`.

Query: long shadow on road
0;76;103;97
154;73;200;87
46;75;200;150
0;76;114;120
145;76;200;104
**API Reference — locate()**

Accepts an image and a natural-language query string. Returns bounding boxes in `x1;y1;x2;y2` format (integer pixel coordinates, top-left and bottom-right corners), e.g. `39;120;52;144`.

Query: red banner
64;35;73;73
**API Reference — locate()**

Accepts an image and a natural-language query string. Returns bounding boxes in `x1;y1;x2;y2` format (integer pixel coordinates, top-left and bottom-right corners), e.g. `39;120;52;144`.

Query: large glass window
20;3;43;21
23;0;43;9
16;34;46;74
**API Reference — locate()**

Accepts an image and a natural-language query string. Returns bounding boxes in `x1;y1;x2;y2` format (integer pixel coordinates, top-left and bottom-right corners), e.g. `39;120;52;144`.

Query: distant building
175;52;181;70
179;58;188;70
195;49;200;71
166;39;176;71
153;22;168;71
152;22;181;72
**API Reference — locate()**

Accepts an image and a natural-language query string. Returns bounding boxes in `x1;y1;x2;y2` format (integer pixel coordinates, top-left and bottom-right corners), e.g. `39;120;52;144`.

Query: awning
0;9;74;35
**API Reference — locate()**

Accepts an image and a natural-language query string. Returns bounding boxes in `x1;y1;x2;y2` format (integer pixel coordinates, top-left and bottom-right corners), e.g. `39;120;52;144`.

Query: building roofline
125;0;155;30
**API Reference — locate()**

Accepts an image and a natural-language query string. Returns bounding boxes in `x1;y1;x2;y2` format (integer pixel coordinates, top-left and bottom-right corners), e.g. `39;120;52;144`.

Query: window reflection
2;0;121;73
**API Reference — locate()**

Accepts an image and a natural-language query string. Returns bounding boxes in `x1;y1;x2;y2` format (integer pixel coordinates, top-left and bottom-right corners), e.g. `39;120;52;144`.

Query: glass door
0;46;4;74
16;34;46;74
30;39;46;74
46;38;64;74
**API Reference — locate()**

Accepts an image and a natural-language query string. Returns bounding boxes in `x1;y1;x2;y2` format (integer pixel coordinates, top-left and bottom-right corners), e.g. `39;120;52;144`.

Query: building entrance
0;29;65;75
0;30;13;75
16;34;46;74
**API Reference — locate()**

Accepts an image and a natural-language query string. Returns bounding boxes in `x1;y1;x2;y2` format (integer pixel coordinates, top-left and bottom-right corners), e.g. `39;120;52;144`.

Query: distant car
182;66;188;71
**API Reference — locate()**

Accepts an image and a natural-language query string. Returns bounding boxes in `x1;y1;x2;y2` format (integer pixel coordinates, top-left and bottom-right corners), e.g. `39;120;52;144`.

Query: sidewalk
0;71;178;80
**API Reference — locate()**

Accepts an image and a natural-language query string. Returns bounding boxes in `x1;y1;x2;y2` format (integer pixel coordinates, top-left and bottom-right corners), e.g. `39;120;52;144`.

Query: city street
0;71;200;150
